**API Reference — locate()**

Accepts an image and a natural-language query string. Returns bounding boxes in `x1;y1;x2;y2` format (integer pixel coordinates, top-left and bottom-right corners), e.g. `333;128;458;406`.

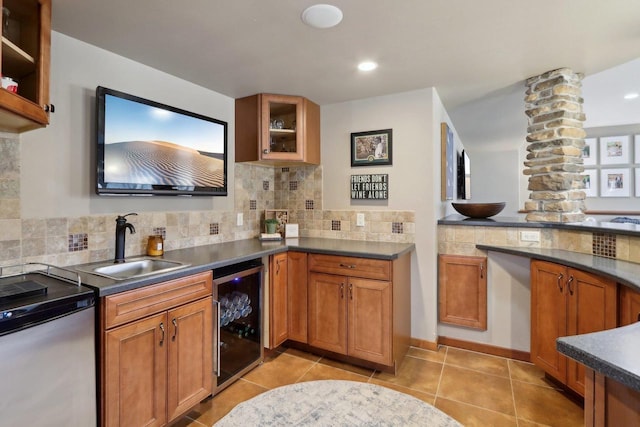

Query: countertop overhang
477;243;640;393
73;237;415;297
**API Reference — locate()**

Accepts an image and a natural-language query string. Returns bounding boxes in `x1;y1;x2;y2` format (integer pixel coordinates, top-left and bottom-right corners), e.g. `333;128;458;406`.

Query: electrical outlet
520;230;540;242
356;213;365;227
236;213;243;226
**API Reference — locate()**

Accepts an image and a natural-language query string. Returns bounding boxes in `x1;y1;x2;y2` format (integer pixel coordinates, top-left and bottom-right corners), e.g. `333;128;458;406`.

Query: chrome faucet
114;213;137;263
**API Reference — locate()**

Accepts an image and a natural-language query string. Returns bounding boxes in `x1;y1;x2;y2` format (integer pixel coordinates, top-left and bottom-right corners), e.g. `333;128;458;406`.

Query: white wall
20;32;236;219
321;88;459;343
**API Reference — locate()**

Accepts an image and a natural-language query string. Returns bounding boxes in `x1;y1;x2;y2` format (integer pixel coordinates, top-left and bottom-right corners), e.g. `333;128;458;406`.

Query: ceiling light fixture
358;61;378;72
624;92;639;100
301;4;343;29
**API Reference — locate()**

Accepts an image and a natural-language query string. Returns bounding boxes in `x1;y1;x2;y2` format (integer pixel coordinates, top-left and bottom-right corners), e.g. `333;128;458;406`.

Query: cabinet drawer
103;271;213;329
308;254;390;280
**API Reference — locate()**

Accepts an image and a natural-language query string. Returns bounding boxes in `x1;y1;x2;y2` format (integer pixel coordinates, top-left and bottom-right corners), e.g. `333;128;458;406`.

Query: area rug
214;380;462;426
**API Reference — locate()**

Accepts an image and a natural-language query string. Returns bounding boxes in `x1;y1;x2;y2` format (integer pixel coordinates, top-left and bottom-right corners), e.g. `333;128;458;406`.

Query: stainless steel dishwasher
0;263;97;426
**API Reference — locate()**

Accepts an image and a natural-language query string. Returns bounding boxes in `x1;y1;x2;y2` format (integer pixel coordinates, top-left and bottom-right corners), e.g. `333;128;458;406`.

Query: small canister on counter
146;235;164;256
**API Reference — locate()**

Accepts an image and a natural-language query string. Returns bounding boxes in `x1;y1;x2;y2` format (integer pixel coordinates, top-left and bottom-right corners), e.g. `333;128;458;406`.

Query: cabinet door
261;94;305;161
269;252;288;348
0;0;51;132
531;260;568;382
619;285;640;326
566;268;616;396
308;272;347;354
287;251;308;343
348;277;392;365
438;254;487;330
104;312;167;427
167;298;213;422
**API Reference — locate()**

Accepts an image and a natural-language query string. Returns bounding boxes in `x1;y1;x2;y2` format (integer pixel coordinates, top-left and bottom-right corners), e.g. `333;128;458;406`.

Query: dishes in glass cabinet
451;202;505;218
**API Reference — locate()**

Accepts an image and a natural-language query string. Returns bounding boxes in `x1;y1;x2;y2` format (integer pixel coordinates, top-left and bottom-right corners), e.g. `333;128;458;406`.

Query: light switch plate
356;213;365;227
237;213;243;226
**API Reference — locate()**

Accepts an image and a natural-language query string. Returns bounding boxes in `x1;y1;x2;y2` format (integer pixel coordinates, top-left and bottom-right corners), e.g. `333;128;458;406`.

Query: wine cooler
213;259;263;392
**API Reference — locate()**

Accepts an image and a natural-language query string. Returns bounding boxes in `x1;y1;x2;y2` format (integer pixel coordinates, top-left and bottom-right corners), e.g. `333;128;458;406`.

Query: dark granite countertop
477;244;640;393
557;323;640;392
439;215;640;238
475;245;640;293
72;237;415;297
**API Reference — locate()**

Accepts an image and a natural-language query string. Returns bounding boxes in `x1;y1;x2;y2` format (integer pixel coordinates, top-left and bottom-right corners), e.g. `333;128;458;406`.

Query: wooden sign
350;174;388;199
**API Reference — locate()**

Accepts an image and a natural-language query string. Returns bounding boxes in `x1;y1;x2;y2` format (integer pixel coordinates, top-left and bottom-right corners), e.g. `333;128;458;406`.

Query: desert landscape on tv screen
104;95;225;188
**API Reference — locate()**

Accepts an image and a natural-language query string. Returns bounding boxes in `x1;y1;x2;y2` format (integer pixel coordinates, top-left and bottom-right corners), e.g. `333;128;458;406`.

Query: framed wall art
635;135;640;164
441;122;454;201
599;135;630;165
582;169;598;197
350;129;392;166
582;138;597;166
600;168;630;197
636;168;640;197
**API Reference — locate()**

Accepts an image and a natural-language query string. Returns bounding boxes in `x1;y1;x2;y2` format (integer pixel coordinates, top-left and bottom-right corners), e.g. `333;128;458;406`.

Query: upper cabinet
235;93;320;164
0;0;51;133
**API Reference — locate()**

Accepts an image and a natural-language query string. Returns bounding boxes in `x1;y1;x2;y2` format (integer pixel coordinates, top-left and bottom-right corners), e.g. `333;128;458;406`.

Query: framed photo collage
581;134;640;198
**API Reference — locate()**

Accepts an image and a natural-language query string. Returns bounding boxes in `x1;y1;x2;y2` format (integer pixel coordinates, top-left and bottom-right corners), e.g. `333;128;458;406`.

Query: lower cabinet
438;254;487;330
308;272;392;365
531;260;616;396
101;271;213;427
619;285;640;326
584;368;640;427
267;251;410;371
267;251;308;348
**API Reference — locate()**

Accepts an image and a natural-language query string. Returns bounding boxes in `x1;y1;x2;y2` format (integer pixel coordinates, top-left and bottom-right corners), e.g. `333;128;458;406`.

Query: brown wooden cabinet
287;251;308;343
584;367;640;427
619;285;640;326
268;252;288;348
438;254;487;330
308;253;408;368
267;251;308;348
531;260;616;396
235;93;320;164
101;271;213;427
0;0;51;132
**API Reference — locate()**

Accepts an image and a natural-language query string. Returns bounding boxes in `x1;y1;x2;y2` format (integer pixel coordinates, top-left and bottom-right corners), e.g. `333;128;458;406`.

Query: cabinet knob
263;149;269;154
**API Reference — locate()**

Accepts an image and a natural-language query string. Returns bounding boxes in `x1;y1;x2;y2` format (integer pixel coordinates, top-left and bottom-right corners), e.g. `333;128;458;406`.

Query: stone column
523;68;586;223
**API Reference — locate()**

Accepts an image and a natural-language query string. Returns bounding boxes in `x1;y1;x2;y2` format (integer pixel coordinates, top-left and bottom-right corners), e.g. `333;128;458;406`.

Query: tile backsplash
1;134;414;268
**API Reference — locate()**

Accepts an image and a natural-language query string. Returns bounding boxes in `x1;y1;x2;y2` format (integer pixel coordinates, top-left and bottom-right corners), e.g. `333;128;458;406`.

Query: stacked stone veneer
523;68;586;223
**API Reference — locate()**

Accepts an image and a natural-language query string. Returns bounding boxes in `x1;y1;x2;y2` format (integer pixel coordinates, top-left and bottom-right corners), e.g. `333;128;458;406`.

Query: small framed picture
582;138;597;166
635;135;640;164
582;169;598;197
350;129;393;167
600;168;630;197
636;168;640;197
599;135;630;165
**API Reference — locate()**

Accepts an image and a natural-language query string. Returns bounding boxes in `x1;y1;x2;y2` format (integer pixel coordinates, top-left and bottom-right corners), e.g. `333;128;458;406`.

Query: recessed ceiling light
358;61;378;72
624;92;639;100
301;4;343;29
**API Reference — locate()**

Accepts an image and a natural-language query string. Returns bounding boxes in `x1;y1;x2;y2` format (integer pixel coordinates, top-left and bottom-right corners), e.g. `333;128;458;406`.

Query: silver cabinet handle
349;283;353;300
567;276;575;295
340;283;344;299
339;263;356;269
557;273;564;292
480;263;484;279
172;318;178;341
159;322;165;346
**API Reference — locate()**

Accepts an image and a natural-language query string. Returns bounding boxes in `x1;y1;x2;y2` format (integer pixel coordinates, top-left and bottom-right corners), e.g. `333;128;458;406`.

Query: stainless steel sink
77;257;190;281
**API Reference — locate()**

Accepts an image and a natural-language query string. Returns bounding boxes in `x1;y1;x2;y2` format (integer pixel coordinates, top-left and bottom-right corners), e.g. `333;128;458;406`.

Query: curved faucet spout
114;213;137;263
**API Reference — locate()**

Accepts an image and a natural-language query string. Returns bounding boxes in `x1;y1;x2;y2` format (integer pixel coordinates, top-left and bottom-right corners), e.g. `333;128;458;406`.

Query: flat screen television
96;86;228;196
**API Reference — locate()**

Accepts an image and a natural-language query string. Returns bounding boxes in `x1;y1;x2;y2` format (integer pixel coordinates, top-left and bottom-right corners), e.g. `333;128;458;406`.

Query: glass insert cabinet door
260;94;304;161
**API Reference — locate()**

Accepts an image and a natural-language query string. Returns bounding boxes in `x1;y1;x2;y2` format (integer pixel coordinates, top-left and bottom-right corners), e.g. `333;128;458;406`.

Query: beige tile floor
173;346;584;427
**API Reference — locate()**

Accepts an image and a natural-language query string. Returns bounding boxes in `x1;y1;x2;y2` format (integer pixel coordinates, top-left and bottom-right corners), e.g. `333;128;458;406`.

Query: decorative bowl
451;202;505;218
